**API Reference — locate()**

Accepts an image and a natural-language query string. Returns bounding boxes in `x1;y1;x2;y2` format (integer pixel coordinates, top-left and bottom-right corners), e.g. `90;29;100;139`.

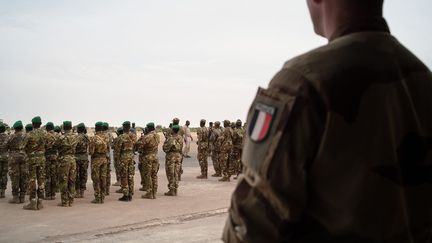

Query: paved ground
0;134;237;243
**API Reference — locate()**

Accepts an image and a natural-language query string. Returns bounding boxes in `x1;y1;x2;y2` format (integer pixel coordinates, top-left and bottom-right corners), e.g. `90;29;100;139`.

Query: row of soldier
0;116;245;210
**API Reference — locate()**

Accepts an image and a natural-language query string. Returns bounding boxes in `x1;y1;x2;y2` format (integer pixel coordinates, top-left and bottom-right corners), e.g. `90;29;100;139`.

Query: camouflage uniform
44;130;58;199
100;131;113;195
89;131;108;202
24;128;47;201
75;133;89;196
162;134;183;194
114;132;136;197
223;18;432;242
219;125;233;180
196;126;209;177
7;131;28;203
136;135;149;191
0;132;9;196
231;126;245;176
56;130;78;206
210;126;222;176
112;135;120;184
136;130;160;198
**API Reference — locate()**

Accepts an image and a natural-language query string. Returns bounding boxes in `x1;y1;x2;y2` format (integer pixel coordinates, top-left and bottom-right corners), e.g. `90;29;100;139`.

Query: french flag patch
249;103;276;142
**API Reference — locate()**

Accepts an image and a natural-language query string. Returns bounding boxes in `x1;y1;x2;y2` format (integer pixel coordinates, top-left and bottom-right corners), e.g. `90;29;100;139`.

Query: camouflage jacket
162;134;183;154
212;127;223;151
221;127;233;153
0;133;9;160
24;128;46;157
6;131;26;156
136;130;160;156
75;133;89;161
56;131;78;158
45;130;58;155
223;18;432;243
232;127;245;150
89;132;108;158
197;127;209;150
114;132;135;160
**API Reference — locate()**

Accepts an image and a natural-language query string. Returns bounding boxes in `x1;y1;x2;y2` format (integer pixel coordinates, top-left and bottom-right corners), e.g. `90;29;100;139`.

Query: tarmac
0;134;237;243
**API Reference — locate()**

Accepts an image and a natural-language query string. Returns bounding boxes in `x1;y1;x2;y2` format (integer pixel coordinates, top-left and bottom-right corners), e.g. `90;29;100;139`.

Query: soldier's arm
223;68;327;242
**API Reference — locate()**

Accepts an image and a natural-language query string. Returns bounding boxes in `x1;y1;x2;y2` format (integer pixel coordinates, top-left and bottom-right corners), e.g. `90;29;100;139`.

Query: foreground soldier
137;122;160;199
223;1;432;242
0;123;9;198
23;116;46;210
115;121;136;202
56;121;78;207
218;120;233;182
44;122;59;200
163;125;183;196
196;119;209;179
89;122;108;204
7;121;28;204
75;123;89;198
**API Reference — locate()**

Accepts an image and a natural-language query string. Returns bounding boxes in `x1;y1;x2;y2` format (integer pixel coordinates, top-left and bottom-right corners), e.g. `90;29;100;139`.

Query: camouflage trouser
114;156;120;182
219;150;233;178
138;156;149;190
27;155;46;200
143;154;159;194
45;154;58;197
75;155;89;191
0;157;8;190
120;155;134;196
231;148;242;175
106;154;111;194
58;155;76;204
8;153;28;196
211;150;221;175
91;156;107;199
165;153;182;190
197;145;209;175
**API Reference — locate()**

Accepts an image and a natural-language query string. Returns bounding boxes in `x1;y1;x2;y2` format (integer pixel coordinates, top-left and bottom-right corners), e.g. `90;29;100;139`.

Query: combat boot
19;195;25;203
141;191;155;199
139;187;146;191
91;197;101;204
174;189;178;196
128;195;133;201
118;195;129;202
58;202;69;207
196;174;207;179
100;196;105;204
115;188;123;193
0;189;5;198
23;199;38;210
164;189;176;196
219;176;230;182
9;195;20;204
211;173;222;177
152;190;157;199
37;199;44;210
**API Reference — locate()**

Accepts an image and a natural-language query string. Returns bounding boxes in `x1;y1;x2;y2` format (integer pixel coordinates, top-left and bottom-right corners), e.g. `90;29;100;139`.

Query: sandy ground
0;133;237;243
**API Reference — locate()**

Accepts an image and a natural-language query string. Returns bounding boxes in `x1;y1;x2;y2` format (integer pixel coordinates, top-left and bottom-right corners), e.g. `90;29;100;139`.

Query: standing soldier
56;121;78;207
115;121;136;202
232;119;245;179
75;123;89;198
7;121;28;204
183;120;193;158
112;127;123;187
136;128;149;192
172;118;184;180
196;119;209;179
218;120;233;182
25;124;33;133
44;122;59;200
211;121;223;177
137;122;160;199
163;125;183;196
89;122;108;204
0;122;9;198
101;122;113;195
23;116;46;210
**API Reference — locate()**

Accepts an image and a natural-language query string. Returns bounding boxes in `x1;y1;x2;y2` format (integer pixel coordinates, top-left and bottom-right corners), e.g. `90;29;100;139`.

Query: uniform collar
330;17;390;42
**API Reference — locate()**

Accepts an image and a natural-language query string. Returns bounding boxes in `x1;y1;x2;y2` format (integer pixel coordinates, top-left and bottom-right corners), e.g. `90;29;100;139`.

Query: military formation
0;116;245;210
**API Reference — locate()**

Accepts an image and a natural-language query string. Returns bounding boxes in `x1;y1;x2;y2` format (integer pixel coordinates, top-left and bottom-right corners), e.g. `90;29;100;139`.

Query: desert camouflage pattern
163;134;183;191
223;18;432;243
75;133;89;193
197;126;209;176
7;131;28;199
89;132;108;201
24;128;47;200
231;127;245;176
210;127;222;175
218;127;233;178
56;130;78;206
44;130;58;198
136;130;160;196
0;133;9;191
100;131;113;194
114;132;136;197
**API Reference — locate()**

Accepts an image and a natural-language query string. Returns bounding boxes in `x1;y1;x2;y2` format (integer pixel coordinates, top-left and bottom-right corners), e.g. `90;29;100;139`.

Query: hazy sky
1;0;431;127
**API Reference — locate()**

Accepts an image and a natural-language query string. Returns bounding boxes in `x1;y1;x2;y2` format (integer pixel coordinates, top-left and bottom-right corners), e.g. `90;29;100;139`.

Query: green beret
13;120;23;129
95;121;104;128
25;123;33;130
146;122;155;128
117;127;123;133
102;122;109;128
46;122;54;127
123;121;131;126
172;125;180;130
63;121;72;127
0;123;5;129
54;126;61;132
77;123;85;129
31;116;42;124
